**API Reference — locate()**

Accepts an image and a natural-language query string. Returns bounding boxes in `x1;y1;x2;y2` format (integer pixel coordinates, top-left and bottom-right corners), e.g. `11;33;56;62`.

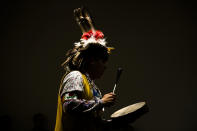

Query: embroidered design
64;93;78;100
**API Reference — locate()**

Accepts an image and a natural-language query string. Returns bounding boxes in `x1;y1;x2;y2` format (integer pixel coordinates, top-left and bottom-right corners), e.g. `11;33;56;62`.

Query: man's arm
61;91;103;113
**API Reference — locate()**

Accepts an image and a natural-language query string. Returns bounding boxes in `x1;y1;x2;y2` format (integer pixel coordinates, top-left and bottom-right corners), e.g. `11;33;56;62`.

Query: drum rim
110;101;146;118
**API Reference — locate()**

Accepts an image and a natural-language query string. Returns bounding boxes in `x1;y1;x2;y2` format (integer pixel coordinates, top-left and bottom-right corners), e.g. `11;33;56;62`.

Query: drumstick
113;67;123;94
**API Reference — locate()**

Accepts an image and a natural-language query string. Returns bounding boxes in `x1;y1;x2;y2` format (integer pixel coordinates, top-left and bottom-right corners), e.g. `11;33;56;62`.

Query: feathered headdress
73;7;114;53
61;7;114;71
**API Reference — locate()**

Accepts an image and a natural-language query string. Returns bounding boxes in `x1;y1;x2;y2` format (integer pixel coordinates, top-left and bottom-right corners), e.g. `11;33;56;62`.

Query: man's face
88;59;107;79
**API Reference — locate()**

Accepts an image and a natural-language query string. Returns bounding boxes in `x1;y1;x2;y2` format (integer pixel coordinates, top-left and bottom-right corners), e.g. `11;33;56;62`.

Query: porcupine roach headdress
61;7;114;72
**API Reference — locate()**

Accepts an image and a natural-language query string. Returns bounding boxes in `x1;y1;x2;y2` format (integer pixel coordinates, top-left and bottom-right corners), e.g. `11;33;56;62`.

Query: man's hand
101;92;116;107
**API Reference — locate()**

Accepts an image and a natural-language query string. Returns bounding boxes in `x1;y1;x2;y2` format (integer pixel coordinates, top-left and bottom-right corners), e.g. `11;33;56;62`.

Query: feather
73;7;95;33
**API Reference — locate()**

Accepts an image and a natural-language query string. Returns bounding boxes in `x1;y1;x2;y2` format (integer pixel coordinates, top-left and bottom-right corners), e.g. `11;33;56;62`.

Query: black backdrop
1;0;197;131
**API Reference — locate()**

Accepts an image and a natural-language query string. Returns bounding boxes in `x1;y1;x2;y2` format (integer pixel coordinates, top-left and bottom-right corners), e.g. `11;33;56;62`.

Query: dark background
1;0;197;131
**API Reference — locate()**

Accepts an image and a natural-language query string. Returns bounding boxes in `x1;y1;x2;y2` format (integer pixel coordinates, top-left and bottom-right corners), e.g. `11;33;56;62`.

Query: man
55;7;116;131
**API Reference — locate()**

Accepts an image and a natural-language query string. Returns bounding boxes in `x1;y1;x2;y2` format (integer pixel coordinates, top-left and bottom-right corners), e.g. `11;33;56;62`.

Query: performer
55;7;116;131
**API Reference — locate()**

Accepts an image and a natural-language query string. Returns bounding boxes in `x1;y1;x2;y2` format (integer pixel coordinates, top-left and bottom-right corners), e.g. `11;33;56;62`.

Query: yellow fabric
82;74;93;100
54;94;63;131
54;73;93;131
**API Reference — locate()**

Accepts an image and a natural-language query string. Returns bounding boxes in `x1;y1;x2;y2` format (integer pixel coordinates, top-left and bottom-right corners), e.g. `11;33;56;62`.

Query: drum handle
113;68;123;94
113;84;117;94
